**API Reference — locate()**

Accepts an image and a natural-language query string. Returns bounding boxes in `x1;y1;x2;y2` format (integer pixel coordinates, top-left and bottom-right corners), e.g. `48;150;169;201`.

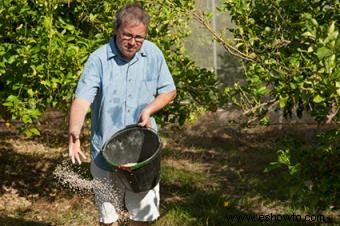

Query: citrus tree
195;0;339;124
0;0;221;136
193;0;339;209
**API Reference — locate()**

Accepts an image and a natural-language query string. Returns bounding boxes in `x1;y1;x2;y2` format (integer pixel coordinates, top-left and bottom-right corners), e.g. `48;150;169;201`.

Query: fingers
75;153;82;165
69;141;86;165
71;148;86;165
137;117;146;127
77;149;87;164
138;112;152;128
138;120;151;128
69;145;76;164
69;147;77;164
138;121;146;127
71;150;85;165
71;153;76;164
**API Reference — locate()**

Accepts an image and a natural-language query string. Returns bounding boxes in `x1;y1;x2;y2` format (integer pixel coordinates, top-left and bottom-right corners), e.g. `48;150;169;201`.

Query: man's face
116;22;147;61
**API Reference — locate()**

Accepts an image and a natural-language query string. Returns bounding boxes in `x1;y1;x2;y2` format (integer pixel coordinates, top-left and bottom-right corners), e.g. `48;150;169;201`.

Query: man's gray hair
114;3;150;32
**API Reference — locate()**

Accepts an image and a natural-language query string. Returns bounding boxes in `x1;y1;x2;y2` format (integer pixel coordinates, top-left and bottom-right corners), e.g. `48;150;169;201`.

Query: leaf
289;56;300;68
302;13;312;19
328;21;335;34
264;161;281;173
205;11;214;21
279;95;288;108
6;95;18;102
257;86;268;96
302;31;315;38
43;16;52;30
7;55;16;64
27;109;41;119
25;127;40;137
290;82;296;89
30;128;40;136
288;163;301;176
89;13;97;22
317;47;332;60
27;88;34;97
313;95;325;103
22;114;32;124
277;149;290;165
307;46;314;53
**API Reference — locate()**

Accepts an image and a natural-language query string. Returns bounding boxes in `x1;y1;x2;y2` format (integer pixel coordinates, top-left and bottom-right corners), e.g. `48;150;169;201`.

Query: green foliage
264;128;340;210
0;0;222;135
0;0;105;135
219;0;339;123
201;0;340;210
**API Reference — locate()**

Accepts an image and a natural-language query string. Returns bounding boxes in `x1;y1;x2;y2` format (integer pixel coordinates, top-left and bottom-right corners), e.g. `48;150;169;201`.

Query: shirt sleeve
74;54;101;102
157;53;176;94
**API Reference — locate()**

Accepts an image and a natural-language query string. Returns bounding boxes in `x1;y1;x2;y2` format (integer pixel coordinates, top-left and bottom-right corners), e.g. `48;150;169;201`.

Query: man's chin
123;52;136;59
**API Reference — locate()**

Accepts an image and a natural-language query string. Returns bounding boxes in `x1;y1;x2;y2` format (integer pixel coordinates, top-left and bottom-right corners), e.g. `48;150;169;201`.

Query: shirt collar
107;36;147;60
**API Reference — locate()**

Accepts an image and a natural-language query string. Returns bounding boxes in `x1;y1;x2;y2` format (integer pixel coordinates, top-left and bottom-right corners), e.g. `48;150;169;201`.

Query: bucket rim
102;125;161;171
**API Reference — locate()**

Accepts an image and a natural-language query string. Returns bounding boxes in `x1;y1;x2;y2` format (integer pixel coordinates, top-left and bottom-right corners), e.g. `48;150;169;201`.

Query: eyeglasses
121;32;146;42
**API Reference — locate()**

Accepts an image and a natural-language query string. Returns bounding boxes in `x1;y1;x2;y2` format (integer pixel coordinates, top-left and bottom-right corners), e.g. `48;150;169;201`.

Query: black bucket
102;125;161;193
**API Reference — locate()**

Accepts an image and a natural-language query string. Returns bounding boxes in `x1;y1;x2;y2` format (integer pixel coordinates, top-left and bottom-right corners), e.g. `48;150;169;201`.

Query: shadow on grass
0;135;95;225
0;114;95;225
158;177;330;226
0;145;59;198
159;120;339;224
0;215;53;226
0;110;92;199
0;136;91;199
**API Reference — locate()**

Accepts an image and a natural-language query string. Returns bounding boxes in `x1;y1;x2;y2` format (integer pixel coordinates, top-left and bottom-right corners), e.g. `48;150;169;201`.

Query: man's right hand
68;132;86;164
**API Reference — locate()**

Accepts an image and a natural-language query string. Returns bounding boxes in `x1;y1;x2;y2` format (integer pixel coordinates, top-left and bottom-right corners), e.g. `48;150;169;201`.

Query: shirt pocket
144;80;157;97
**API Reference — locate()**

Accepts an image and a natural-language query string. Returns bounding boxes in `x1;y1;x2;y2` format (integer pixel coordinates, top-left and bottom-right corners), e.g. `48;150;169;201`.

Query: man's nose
128;37;136;45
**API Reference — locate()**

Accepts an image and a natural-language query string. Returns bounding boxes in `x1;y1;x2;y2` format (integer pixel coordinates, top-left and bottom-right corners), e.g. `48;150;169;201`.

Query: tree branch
326;103;339;124
192;11;257;63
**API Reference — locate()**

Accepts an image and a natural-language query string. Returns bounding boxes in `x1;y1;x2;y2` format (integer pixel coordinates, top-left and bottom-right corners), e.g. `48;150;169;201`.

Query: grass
0;111;339;225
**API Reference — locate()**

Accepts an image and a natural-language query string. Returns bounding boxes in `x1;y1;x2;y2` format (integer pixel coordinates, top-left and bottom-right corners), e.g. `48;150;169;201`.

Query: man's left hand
138;109;152;128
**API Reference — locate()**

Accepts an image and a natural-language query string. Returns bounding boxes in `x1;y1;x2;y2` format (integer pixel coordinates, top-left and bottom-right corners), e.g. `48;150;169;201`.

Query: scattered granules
53;161;128;223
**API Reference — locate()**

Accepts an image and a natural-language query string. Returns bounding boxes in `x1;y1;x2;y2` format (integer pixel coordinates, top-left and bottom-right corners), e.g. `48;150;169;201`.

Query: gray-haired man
68;3;176;226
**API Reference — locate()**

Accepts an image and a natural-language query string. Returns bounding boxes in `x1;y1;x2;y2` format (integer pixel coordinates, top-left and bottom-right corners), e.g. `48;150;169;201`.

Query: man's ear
112;26;118;36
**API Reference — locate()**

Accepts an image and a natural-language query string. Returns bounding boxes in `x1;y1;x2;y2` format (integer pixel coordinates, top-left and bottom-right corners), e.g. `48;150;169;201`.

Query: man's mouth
126;48;136;53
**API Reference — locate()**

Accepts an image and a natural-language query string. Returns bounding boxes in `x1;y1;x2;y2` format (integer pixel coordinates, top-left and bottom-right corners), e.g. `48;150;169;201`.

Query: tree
192;0;339;209
0;0;221;136
194;0;339;125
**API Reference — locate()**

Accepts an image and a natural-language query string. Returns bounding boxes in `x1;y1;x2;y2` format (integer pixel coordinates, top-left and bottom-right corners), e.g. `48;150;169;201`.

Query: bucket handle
125;124;157;134
117;158;151;171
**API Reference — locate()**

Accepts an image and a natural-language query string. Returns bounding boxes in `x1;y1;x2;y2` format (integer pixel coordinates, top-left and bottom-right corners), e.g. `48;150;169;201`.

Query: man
68;3;176;226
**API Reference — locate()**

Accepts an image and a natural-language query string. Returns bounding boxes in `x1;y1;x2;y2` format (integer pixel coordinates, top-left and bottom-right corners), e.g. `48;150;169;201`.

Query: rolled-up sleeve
157;54;176;94
75;54;101;102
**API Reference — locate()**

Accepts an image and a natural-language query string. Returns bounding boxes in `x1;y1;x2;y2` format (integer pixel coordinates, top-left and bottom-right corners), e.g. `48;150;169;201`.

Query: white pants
90;162;160;224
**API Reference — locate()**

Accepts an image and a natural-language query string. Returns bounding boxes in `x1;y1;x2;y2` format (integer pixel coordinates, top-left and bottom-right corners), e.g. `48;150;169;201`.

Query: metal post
212;0;217;74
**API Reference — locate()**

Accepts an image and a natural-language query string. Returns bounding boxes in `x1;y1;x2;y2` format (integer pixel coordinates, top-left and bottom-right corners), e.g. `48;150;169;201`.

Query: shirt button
127;109;130;113
128;79;132;82
128;94;132;98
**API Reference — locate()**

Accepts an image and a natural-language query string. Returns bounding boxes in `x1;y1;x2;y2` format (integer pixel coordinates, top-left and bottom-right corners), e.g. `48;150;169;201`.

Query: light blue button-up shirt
75;37;176;170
